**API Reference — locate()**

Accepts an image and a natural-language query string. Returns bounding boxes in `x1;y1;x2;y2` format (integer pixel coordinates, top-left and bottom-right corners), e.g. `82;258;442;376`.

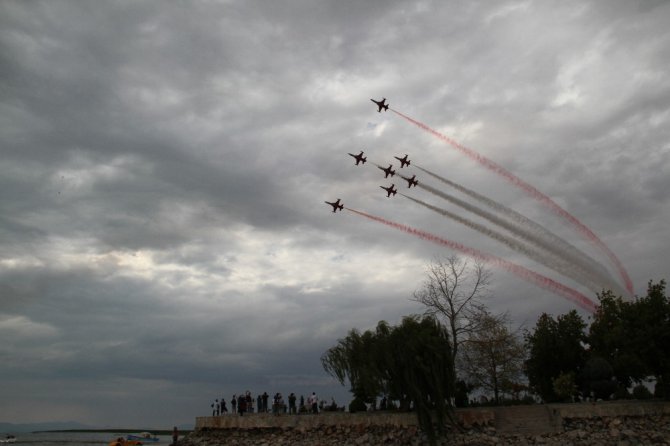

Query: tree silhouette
322;316;455;444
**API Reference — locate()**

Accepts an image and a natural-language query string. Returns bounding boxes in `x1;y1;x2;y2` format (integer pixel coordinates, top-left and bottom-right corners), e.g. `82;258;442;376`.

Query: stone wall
181;401;670;446
195;408;494;430
548;399;670;419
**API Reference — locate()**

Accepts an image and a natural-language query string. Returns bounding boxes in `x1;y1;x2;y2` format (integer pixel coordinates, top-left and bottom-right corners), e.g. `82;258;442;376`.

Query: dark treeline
526;280;670;403
320;256;669;445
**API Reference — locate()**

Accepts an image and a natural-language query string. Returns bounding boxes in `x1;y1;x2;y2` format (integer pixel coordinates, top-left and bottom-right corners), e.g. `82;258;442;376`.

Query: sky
1;0;669;429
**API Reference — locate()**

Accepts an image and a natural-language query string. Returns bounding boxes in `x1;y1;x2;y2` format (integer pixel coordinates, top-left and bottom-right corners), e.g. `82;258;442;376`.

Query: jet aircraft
404;175;418;188
380;184;397;197
394;154;411;168
378;164;396;178
325;199;344;213
370;97;389;112
348;151;367;165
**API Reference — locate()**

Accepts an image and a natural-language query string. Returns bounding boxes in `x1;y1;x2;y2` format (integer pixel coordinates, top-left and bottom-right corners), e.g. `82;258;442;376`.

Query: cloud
1;0;669;427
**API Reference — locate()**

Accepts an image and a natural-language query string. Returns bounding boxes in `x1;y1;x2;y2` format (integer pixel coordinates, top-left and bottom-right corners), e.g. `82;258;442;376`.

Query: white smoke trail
414;167;624;296
401;194;606;295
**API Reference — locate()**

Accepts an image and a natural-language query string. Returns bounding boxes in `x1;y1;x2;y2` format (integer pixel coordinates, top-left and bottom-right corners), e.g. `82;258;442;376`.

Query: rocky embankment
179;413;670;446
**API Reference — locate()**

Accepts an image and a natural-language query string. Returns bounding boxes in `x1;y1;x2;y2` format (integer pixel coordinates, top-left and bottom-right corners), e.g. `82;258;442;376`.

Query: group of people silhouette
211;391;323;416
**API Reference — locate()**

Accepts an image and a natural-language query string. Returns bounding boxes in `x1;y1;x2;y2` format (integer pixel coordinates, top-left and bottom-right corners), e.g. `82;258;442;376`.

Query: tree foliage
525;280;670;401
321;316;455;443
588;290;645;387
581;356;616;400
589;280;670;394
524;310;588;402
552;372;577;402
320;327;382;403
460;311;525;404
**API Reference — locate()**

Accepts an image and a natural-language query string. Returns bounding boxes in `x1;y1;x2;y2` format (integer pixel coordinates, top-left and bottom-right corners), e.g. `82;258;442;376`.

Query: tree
525;310;588;402
320;327;383;403
459;311;525;404
633;280;670;397
588;281;670;395
412;256;493;384
588;290;644;388
322;316;456;444
581;356;616;400
386;316;456;443
553;372;578;402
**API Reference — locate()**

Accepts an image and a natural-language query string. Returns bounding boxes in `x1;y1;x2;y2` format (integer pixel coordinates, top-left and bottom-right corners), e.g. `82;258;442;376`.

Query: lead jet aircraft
394;154;411;168
378;164;396;178
404;175;418;188
380;184;397;197
325;199;344;212
370;97;389;112
348;151;367;165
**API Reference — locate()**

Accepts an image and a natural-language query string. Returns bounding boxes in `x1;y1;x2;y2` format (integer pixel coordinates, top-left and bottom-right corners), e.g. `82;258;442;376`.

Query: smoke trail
401;194;606;294
391;108;633;295
412;167;624;296
413;178;622;294
345;207;597;312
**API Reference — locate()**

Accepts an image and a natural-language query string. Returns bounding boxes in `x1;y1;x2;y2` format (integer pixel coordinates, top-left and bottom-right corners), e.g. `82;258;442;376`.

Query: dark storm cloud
1;0;669;427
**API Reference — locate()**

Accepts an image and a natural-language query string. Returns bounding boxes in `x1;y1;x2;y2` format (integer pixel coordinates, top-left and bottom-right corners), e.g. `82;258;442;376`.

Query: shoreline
180;401;670;446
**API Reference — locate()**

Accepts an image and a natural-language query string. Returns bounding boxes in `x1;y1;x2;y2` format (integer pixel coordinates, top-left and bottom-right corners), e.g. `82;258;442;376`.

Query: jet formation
325;97;420;212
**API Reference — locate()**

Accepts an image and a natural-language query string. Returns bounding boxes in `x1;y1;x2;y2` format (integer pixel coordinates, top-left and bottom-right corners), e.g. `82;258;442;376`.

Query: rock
181;412;670;446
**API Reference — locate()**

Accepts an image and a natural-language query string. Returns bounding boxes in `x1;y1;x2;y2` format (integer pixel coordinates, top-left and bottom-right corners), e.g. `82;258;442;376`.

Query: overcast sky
2;0;669;429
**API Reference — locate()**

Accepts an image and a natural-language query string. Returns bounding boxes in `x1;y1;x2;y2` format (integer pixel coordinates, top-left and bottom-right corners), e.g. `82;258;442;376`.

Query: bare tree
412;255;493;372
459;311;526;404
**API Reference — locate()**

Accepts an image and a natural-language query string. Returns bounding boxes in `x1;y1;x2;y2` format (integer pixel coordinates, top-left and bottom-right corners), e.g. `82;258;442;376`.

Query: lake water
5;432;174;446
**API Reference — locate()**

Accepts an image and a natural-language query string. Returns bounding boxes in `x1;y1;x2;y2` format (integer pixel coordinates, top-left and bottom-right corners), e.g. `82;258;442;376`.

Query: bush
613;387;631;400
454;380;472;407
581;357;616;400
632;384;652;400
655;375;670;400
553;372;577;402
521;395;536;405
348;397;367;413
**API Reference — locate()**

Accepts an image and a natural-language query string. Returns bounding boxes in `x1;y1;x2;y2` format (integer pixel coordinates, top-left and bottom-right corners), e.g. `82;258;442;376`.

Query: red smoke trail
391;108;633;295
346;207;597;313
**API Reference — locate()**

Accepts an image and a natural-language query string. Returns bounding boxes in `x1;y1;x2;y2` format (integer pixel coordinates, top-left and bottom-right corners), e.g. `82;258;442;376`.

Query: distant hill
0;421;93;433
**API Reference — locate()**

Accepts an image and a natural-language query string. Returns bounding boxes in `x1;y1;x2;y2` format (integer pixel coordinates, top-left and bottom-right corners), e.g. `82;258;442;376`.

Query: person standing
231;395;237;414
262;392;269;413
245;391;253;413
310;392;318;414
272;393;280;415
221;399;228;413
288;393;297;414
171;426;178;445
